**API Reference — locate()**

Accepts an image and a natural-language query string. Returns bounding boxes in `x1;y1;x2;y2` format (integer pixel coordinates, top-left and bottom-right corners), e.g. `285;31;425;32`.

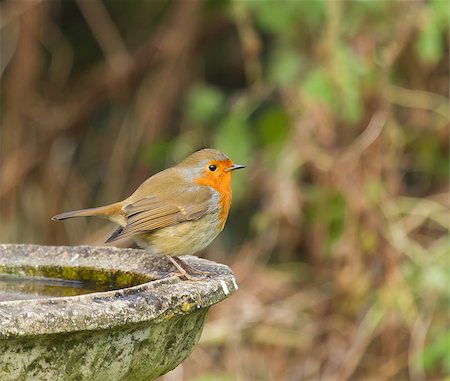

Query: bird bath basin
0;244;237;381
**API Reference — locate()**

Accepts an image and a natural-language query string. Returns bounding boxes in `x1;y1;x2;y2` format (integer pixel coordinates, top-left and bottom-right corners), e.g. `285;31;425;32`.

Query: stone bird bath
0;244;237;381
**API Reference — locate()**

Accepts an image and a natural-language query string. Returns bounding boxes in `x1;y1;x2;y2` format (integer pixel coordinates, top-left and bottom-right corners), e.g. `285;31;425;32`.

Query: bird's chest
137;213;223;256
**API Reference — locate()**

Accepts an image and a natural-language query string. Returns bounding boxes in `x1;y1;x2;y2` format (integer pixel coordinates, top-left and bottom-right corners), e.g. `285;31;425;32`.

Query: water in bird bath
0;273;113;302
0;265;151;302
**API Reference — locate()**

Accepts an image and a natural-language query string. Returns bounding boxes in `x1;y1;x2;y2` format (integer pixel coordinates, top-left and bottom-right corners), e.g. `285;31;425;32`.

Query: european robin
52;148;245;278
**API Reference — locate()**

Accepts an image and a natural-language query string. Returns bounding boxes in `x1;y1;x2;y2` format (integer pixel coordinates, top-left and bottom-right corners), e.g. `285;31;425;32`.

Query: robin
52;148;245;279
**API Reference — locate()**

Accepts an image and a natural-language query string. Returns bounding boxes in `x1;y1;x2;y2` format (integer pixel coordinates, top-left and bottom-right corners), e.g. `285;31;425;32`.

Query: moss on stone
0;264;150;290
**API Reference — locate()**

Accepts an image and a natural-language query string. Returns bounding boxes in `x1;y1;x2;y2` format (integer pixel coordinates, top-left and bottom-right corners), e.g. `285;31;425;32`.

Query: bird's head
178;148;245;192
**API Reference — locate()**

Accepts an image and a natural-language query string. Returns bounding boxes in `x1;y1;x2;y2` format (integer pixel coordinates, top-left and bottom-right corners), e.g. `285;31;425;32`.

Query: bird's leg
165;255;192;280
172;256;213;278
165;256;212;280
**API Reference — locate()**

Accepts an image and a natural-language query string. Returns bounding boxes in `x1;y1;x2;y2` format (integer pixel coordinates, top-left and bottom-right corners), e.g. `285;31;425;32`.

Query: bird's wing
105;186;212;243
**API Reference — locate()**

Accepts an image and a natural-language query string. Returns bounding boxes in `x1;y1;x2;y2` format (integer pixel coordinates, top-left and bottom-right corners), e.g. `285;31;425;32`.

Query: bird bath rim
0;244;238;339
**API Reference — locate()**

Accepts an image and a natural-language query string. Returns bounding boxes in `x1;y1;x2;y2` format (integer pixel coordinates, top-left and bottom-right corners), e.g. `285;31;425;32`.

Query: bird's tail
51;203;123;221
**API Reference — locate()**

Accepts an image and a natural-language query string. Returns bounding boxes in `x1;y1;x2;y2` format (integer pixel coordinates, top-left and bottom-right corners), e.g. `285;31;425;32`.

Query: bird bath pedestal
0;244;237;381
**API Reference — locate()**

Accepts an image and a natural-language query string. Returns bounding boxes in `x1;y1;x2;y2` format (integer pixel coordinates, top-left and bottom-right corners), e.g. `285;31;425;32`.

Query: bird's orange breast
195;170;232;229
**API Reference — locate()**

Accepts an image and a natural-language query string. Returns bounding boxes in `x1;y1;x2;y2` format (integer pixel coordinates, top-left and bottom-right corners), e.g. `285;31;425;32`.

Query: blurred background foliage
0;0;449;380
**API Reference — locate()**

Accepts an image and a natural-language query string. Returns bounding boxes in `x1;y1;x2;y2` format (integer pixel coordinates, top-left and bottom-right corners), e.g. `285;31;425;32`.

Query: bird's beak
225;163;246;172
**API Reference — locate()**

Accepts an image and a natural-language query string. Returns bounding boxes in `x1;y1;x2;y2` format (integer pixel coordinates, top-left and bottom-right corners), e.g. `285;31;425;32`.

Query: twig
386;85;449;121
341;110;388;162
76;0;133;72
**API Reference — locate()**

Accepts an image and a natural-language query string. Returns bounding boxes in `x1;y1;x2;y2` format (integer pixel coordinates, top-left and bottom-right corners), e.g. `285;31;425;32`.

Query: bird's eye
208;164;217;172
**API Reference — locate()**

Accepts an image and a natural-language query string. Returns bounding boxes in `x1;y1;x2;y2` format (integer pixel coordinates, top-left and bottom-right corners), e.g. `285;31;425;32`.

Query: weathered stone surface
0;244;238;381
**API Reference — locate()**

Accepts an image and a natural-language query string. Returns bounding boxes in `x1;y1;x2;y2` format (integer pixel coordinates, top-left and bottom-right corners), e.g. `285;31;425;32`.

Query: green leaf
416;0;448;64
185;84;226;125
244;0;325;35
416;17;443;64
421;331;450;372
256;105;290;146
301;68;337;110
268;49;304;86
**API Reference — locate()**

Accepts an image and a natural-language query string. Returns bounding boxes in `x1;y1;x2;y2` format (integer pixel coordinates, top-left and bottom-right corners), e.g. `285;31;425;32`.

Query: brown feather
105;186;212;243
52;203;124;222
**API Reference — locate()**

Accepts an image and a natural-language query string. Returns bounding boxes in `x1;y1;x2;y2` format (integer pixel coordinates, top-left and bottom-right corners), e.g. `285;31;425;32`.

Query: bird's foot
165;255;212;281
